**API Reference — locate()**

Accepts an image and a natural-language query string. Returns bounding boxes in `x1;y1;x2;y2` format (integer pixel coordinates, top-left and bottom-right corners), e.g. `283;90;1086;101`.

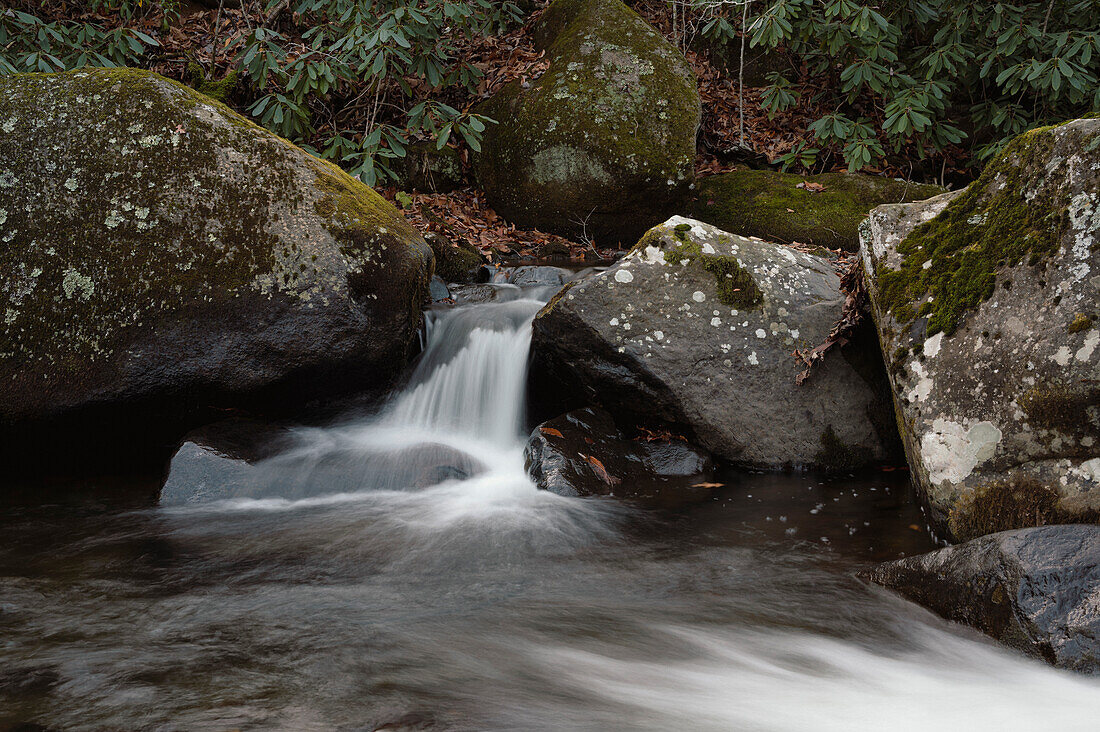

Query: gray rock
429;276;452;302
523;406;713;497
504;265;574;287
0;68;432;474
861;119;1100;541
863;524;1100;673
474;0;701;245
531;216;899;470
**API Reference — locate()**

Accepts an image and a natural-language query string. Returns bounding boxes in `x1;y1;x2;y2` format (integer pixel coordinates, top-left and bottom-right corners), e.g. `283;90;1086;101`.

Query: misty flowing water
3;282;1100;731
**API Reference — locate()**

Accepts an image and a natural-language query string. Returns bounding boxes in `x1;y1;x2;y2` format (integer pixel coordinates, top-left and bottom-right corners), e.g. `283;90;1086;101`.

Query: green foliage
0;0;522;185
0;2;167;74
742;0;1100;171
230;0;522;184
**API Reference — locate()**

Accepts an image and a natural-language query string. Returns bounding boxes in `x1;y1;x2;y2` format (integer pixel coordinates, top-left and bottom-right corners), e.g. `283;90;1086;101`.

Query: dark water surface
3;287;1099;730
4;471;1099;731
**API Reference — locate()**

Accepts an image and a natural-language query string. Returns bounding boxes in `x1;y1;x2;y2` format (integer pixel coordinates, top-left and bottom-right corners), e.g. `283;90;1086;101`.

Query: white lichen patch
614;269;634;283
61;268;95;301
920;419;1003;485
1076;329;1099;362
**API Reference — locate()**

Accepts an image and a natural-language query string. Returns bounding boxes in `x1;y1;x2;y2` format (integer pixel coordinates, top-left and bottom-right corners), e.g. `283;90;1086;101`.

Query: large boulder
689;170;944;252
530;216;899;470
524;406;713;498
863;525;1100;673
474;0;701;245
861;119;1100;541
0;68;432;474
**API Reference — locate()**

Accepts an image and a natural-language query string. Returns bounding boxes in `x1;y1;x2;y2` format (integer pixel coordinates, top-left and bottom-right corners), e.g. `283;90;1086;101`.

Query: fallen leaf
539;427;563;438
908;524;922;532
797;181;827;193
583;455;620;486
691;482;724;488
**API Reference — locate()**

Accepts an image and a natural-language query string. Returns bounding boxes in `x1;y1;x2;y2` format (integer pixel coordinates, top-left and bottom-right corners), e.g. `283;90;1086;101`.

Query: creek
2;282;1099;731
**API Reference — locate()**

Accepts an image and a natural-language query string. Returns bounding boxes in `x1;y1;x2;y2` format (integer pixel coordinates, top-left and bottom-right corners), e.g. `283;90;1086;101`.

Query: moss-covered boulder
689;170;945;252
426;232;482;283
530;216;900;469
0;68;432;474
474;0;701;246
861;119;1100;541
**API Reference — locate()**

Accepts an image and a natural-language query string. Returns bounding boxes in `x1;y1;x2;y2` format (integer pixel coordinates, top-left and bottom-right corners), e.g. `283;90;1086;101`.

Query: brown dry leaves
793;256;868;385
376;187;609;263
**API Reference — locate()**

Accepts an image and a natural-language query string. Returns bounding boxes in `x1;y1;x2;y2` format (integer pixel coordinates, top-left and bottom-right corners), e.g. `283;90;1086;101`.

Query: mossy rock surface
427;232;482;283
475;0;701;246
0;68;432;474
689;170;944;252
860;118;1100;541
530;216;898;470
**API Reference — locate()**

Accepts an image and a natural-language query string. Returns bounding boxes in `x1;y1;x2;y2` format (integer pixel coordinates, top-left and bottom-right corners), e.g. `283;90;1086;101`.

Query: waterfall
385;295;542;444
237;286;555;499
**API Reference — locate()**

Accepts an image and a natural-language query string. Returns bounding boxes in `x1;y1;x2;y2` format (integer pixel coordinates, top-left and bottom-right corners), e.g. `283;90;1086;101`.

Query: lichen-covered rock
861;119;1100;541
0;68;432;472
475;0;701;245
530;216;899;469
523;406;713;498
689;170;944;252
863;525;1100;673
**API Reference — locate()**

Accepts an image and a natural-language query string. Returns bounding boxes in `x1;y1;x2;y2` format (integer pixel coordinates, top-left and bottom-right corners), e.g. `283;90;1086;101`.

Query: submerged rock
0;68;432;474
475;0;701;245
689;170;944;252
861;119;1100;541
864;524;1100;673
524;407;713;497
531;216;899;470
161;419;485;504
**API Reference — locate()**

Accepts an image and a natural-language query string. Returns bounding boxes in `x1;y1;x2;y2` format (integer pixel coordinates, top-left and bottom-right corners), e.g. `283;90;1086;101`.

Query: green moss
814;425;861;471
875;125;1077;339
1018;383;1100;439
948;475;1060;541
427;233;482;283
1069;312;1094;334
186;60;240;103
689;170;944;252
474;0;700;243
662;233;763;309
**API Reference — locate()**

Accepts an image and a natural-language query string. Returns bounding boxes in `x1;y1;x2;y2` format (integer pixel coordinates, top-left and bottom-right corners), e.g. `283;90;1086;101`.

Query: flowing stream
3;281;1100;730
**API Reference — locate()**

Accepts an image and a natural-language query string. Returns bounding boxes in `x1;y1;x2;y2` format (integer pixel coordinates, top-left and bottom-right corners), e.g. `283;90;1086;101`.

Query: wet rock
0;68;432;476
427;232;481;283
474;0;701;245
523;407;713;497
861;119;1100;541
161;420;485;504
689;170;944;252
531;216;899;470
863;524;1100;673
505;265;574;288
429;276;452;302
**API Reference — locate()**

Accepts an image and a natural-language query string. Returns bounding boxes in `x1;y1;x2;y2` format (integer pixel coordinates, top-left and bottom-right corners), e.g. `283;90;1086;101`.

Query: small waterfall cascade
243;286;555;499
385;294;542;445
